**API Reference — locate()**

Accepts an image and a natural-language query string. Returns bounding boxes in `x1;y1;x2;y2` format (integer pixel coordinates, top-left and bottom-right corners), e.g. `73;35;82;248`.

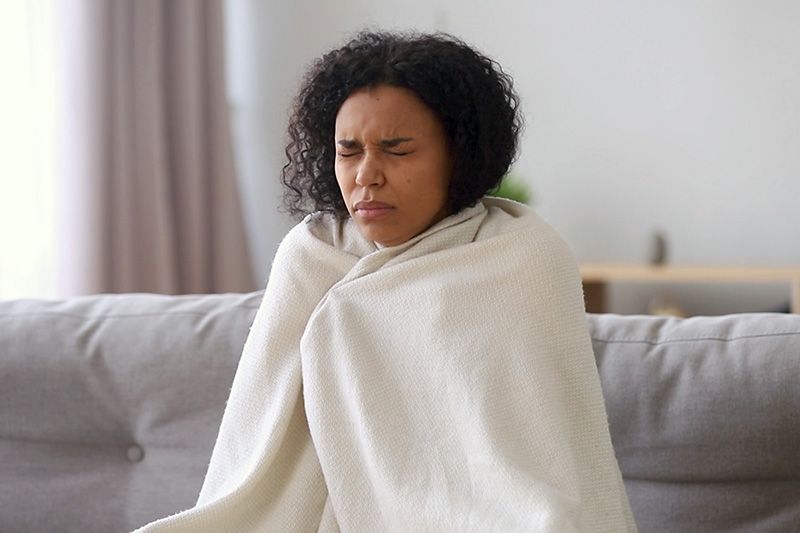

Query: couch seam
591;330;800;345
622;475;800;484
0;304;261;321
0;433;141;448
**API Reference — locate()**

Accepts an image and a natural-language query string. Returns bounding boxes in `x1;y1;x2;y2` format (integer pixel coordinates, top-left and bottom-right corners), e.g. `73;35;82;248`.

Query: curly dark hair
281;30;523;219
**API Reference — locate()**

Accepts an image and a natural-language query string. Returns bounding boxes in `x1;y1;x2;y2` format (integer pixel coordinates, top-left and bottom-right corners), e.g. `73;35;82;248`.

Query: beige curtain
54;0;255;296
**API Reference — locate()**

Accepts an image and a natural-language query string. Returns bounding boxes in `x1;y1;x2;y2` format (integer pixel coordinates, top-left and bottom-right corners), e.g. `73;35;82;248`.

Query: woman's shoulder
278;211;375;259
473;198;585;310
476;197;575;262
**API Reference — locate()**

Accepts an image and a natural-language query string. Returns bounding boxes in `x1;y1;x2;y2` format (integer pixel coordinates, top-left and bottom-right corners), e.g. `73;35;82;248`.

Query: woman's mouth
354;201;394;220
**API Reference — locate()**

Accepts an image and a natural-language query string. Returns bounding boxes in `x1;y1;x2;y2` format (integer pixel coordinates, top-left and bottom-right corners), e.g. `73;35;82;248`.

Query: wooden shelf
580;263;800;314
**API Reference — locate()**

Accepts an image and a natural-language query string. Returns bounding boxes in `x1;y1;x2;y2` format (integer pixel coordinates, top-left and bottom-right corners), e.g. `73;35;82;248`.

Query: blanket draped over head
134;197;636;533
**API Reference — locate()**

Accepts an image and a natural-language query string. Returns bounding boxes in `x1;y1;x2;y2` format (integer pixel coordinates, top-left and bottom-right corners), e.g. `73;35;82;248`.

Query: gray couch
1;291;798;532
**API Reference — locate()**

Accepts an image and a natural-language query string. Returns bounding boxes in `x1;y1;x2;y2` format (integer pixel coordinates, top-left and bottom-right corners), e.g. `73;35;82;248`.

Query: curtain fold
54;0;255;296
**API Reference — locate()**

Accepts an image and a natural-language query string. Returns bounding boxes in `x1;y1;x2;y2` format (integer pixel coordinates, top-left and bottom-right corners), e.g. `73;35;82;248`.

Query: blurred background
2;0;799;314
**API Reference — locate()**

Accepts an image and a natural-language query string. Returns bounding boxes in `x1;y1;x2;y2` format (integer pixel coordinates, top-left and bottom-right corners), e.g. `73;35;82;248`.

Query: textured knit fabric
133;196;636;532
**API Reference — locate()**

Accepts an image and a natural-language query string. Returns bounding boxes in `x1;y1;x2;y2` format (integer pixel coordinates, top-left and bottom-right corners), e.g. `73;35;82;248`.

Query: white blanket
134;197;636;532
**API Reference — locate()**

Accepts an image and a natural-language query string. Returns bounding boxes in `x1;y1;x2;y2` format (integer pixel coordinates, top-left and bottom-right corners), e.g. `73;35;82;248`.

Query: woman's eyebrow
379;137;414;147
336;137;414;148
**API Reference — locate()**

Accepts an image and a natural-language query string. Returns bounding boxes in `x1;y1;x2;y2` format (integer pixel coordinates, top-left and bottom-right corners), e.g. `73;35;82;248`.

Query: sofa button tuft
127;444;144;463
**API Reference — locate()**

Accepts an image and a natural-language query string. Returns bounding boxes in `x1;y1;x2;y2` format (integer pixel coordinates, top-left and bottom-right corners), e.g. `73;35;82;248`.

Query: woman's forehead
334;86;440;140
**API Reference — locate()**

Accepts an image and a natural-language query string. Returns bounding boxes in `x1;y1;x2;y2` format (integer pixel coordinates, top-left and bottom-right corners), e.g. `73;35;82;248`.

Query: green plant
488;174;532;205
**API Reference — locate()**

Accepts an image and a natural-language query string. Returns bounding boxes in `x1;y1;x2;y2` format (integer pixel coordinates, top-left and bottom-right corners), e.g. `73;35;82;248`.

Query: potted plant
488;173;532;205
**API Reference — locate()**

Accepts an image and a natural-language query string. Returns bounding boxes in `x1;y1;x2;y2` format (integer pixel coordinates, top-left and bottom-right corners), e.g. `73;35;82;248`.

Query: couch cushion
589;313;800;533
0;291;263;533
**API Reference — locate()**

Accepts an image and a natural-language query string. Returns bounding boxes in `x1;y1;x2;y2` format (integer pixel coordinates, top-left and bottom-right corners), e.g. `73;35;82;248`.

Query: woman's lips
354;201;394;220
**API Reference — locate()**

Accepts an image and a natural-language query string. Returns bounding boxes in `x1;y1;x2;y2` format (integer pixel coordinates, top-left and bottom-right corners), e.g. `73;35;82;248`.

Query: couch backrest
589;312;800;533
2;292;799;532
0;291;261;533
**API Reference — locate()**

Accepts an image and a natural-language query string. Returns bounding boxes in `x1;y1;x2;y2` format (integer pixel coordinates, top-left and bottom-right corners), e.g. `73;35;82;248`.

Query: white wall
225;0;800;314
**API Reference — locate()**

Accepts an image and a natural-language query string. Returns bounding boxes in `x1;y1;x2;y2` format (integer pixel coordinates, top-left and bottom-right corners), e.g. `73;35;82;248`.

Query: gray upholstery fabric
589;313;800;533
0;291;262;533
2;292;798;532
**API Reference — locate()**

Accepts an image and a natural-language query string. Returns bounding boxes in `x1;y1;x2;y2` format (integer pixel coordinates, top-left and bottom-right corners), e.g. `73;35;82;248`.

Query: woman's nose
354;153;385;187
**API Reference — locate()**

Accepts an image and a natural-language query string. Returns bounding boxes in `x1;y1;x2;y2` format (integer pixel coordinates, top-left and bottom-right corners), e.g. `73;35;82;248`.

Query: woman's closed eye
337;151;411;157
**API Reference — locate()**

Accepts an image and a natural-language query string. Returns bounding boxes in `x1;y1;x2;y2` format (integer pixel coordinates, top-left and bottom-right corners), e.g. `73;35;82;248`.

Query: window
0;1;56;299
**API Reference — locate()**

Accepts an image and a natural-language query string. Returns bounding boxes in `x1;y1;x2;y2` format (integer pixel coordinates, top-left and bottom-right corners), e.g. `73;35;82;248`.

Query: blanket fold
134;197;636;532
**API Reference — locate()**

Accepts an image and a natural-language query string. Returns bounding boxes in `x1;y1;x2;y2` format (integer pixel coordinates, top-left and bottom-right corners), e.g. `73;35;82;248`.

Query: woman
136;31;636;532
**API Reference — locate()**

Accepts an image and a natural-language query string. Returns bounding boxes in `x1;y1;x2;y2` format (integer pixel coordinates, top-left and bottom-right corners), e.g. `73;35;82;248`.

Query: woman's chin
358;226;406;248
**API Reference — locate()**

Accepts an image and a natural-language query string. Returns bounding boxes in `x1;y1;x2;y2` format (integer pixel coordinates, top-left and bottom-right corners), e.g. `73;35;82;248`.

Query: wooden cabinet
580;264;800;314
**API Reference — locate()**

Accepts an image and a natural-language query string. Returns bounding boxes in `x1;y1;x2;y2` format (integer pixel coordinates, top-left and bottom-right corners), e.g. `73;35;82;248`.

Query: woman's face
334;84;454;247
